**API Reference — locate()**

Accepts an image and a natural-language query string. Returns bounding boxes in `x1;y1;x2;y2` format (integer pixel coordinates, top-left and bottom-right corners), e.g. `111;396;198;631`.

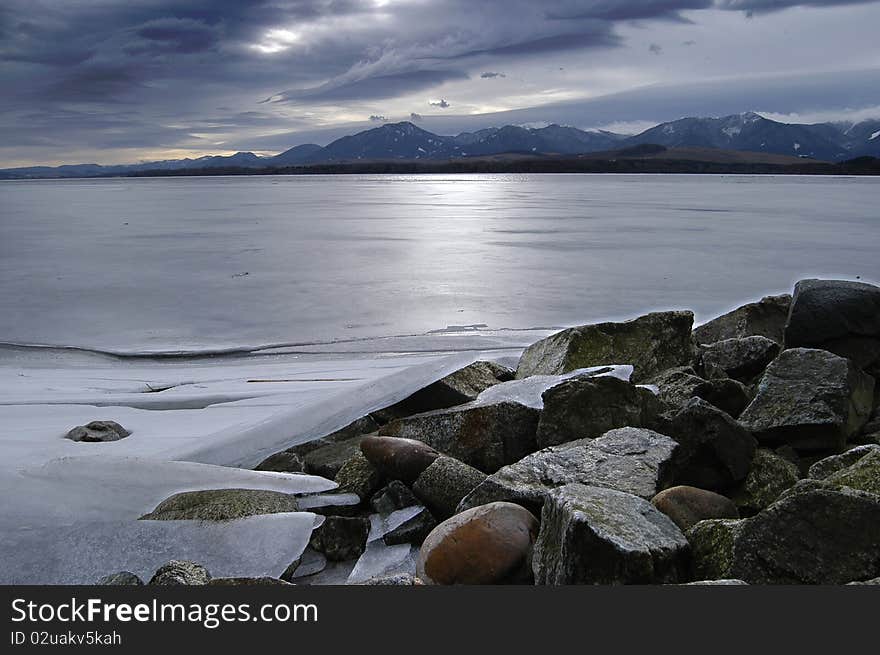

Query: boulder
651;486;739;532
700;336;780;383
648;367;750;417
731;449;800;516
149;560;210;586
372;360;511;423
515;311;694;383
96;571;143;586
784;279;880;372
417;502;539;584
854;411;880;445
818;449;880;496
691;378;751;419
693;294;791;345
808;445;880;480
370;480;420;515
139;488;299;521
533;484;690;585
383;507;437;546
302;436;366;479
309;516;370;561
379;401;540;473
458;428;678;515
412;456;487;519
359;436;439;483
663;398;756;492
688;486;880;584
65;420;131;443
738;348;875;451
535;375;663;448
255;415;378;473
334;452;384;501
648;367;706;409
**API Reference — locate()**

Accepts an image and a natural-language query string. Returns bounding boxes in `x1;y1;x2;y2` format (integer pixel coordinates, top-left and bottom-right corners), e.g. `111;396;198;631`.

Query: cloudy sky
2;0;879;166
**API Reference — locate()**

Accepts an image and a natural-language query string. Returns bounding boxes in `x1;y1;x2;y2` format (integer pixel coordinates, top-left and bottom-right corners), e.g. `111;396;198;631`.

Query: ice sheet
0;512;318;584
0;341;511;583
347;542;418;585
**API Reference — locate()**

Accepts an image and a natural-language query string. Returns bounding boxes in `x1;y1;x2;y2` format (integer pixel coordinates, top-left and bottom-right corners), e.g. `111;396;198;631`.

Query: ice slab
0;512;317;585
474;365;633;409
346;542;417;585
7;456;337;526
367;505;425;543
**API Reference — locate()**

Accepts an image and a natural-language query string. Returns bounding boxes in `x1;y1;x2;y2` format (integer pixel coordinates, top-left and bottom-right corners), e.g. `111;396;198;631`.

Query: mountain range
3;112;879;178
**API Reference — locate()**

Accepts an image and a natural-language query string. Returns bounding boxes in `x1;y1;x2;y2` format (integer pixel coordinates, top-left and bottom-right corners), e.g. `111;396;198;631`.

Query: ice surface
0;344;499;583
11;456;336;525
346;542;418;585
0;512;317;584
3;176;877;353
474;365;633;409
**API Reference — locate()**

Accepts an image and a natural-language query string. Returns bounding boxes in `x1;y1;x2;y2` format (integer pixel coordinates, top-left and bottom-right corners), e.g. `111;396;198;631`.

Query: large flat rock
458;427;678;515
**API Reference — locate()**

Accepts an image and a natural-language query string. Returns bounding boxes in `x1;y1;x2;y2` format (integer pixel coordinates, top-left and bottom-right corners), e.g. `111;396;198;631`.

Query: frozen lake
1;173;878;354
0;172;878;583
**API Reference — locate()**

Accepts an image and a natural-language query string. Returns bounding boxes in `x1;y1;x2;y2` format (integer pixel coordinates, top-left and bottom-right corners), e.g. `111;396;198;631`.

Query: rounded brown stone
651;485;739;532
360;435;440;483
417;502;539;585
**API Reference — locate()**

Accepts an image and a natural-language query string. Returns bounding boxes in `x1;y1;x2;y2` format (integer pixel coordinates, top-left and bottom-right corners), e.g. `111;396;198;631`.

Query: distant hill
3;112;880;178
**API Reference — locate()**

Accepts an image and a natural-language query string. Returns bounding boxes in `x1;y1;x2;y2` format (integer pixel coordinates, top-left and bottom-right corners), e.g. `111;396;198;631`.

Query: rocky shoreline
96;278;880;585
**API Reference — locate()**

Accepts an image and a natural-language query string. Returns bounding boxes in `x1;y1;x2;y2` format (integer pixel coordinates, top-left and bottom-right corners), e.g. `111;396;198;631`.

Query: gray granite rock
533;484;690;585
459;427;678;516
738;348;874;452
693;294;791;345
536;375;663;448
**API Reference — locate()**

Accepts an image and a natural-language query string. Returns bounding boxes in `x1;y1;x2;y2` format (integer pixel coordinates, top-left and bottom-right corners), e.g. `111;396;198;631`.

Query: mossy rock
732;448;801;516
140;488;299;521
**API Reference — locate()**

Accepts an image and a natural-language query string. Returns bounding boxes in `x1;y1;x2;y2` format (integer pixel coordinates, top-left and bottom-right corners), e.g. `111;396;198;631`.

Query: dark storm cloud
717;0;879;10
2;0;879;164
481;72;506;78
126;18;220;55
429;99;451;108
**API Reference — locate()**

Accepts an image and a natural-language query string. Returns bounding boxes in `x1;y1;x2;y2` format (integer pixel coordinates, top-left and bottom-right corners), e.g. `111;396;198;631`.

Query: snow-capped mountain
3;113;879;178
625;112;848;161
450;124;624;156
308;122;460;162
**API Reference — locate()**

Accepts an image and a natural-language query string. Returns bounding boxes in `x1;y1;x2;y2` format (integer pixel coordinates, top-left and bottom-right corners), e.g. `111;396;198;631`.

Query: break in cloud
1;0;879;165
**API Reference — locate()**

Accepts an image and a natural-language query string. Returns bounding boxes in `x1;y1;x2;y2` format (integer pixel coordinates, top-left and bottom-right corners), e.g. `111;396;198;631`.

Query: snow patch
870;130;880;141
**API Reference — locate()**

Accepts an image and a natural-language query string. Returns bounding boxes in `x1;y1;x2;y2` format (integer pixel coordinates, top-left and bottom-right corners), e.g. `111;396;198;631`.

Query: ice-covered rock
516;311;694;383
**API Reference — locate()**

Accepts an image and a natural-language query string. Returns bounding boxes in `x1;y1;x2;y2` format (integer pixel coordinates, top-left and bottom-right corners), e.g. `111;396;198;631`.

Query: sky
2;0;880;166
